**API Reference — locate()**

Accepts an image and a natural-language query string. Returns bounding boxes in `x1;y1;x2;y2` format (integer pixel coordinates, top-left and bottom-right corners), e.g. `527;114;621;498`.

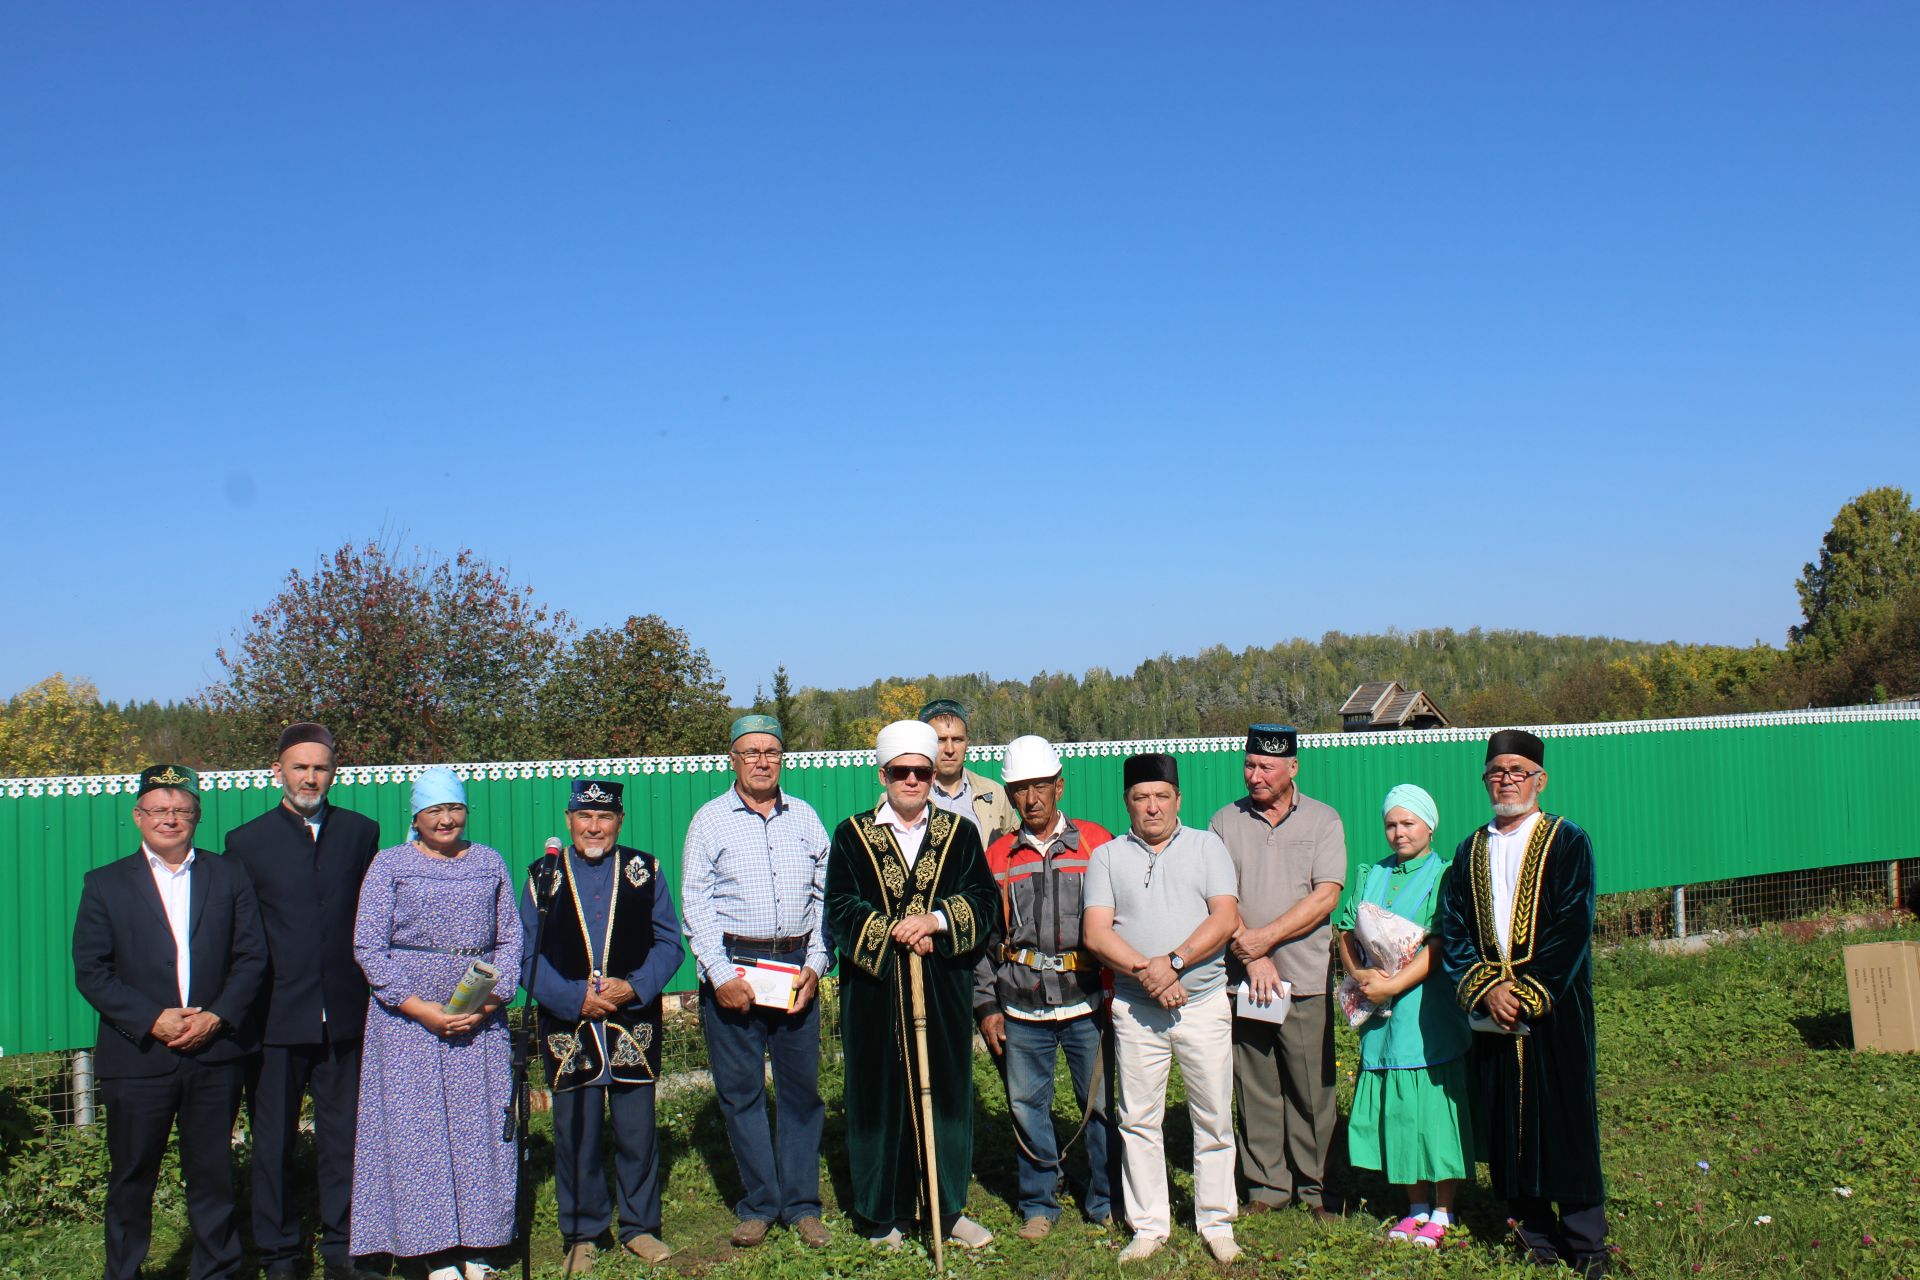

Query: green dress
824;804;997;1229
1335;849;1475;1184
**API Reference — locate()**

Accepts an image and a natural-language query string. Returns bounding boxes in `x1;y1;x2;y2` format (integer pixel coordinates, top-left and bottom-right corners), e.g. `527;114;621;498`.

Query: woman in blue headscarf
1333;784;1475;1248
350;767;522;1280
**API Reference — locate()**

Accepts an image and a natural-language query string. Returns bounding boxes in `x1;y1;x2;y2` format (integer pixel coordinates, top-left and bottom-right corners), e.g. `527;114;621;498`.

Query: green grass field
5;921;1918;1279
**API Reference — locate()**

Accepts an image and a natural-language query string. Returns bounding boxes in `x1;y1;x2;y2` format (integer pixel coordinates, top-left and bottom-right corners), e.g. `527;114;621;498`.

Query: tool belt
999;945;1095;973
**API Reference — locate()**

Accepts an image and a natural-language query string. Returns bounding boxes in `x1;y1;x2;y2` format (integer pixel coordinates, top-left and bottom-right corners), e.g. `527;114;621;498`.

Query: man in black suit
73;763;269;1280
224;723;382;1280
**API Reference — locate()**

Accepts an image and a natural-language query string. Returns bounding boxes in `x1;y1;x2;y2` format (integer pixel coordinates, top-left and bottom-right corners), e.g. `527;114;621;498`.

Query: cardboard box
1843;941;1920;1053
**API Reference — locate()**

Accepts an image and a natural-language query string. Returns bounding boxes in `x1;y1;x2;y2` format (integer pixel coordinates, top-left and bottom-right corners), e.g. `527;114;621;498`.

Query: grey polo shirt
1209;792;1346;995
1083;824;1239;1001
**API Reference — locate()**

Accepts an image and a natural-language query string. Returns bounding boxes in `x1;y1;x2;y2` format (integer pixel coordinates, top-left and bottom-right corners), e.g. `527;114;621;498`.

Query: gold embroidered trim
852;911;890;977
547;1031;584;1078
945;894;977;950
562;846;620;990
1506;816;1561;964
1514;974;1551;1018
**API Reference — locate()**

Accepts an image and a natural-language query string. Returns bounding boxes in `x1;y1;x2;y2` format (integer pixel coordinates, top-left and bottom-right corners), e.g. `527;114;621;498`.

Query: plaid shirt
680;785;831;983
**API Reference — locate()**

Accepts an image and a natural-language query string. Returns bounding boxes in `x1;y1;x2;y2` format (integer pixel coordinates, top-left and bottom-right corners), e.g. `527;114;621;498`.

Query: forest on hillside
4;488;1916;772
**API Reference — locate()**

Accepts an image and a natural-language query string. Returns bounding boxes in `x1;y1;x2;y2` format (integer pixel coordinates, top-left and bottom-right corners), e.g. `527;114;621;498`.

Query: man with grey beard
225;723;384;1280
1438;728;1608;1278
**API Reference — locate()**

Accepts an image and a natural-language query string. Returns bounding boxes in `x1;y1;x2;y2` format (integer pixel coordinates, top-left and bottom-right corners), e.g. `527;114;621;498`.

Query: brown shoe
1018;1215;1054;1241
1311;1205;1342;1225
561;1242;596;1276
1240;1200;1282;1217
792;1216;831;1248
623;1233;673;1264
730;1218;771;1247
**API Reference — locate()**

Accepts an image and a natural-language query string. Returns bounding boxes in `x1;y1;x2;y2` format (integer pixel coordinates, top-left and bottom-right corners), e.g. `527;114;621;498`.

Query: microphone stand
510;847;562;1280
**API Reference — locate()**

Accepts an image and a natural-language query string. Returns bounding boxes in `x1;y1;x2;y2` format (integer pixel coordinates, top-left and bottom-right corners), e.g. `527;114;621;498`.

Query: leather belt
724;932;811;953
392;943;494;959
999;946;1095;974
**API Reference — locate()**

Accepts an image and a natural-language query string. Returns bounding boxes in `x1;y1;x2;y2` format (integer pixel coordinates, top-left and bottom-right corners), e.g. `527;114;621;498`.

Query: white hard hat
1001;735;1063;785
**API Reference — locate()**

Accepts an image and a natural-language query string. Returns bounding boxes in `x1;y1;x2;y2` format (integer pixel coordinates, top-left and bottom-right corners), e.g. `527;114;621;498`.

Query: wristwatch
1167;952;1186;973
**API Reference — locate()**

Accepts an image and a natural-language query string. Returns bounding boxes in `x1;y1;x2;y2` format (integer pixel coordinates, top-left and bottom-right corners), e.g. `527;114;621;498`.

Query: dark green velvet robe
1437;813;1605;1204
825;804;996;1227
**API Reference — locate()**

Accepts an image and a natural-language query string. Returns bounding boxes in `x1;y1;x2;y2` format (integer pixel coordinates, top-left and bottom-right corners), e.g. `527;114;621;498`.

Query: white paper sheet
1233;979;1293;1024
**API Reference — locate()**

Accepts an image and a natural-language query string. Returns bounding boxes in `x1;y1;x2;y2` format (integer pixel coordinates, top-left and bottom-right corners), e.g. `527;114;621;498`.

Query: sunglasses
885;765;934;783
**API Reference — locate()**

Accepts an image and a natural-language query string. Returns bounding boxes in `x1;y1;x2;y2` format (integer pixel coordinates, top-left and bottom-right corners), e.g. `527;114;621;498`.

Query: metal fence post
1671;885;1688;940
72;1049;97;1127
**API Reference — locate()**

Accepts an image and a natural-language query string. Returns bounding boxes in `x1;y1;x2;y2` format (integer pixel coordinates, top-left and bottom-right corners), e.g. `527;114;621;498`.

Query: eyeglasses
1483;768;1542;783
135;806;197;821
732;749;783;764
885;765;934;783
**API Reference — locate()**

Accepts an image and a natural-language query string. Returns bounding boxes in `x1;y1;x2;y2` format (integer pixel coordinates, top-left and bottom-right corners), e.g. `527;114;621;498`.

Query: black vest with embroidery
530;845;663;1090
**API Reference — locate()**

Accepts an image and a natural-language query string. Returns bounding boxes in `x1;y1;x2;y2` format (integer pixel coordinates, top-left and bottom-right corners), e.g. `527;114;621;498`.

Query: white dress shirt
143;844;196;1006
1486;810;1544;959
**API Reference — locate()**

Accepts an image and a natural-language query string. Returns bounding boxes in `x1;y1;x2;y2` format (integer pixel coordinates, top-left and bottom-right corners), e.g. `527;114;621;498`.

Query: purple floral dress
349;842;522;1259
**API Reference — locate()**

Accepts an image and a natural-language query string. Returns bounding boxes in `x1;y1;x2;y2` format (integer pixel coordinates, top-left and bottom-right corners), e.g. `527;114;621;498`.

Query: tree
771;665;798;744
848;681;926;747
202;541;571;764
0;674;139;778
541;614;732;759
1792;487;1920;651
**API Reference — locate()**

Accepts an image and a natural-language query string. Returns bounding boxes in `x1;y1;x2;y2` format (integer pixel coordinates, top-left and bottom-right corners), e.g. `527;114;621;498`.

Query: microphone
541;837;564;898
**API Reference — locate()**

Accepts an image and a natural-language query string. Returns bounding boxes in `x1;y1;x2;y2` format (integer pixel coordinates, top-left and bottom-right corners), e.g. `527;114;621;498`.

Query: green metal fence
4;706;1916;1056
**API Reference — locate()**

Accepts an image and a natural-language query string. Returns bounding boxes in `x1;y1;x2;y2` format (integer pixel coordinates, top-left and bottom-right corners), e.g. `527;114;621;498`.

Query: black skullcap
1485;729;1546;767
568;779;624;812
277;722;336;755
1245;724;1297;758
1123;752;1180;791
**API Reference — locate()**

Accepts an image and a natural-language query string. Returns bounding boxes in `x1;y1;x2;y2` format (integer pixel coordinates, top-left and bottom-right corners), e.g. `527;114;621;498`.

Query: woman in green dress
1334;783;1474;1247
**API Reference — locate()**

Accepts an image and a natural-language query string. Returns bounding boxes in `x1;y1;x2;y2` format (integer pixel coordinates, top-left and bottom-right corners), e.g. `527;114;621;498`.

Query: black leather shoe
262;1263;299;1279
323;1261;388;1280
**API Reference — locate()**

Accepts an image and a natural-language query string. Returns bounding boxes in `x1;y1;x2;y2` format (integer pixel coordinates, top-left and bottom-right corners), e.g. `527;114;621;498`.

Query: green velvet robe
825;804;996;1227
1437;813;1606;1204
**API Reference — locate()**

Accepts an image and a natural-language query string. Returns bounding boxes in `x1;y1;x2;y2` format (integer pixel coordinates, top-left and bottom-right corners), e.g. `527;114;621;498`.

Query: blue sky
3;4;1916;705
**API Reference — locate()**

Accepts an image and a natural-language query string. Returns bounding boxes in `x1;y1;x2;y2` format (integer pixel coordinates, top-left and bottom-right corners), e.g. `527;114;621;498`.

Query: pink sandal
1413;1220;1447;1247
1387;1216;1423;1242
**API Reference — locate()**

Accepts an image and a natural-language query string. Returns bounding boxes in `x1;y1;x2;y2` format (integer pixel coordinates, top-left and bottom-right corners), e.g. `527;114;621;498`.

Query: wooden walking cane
908;951;944;1271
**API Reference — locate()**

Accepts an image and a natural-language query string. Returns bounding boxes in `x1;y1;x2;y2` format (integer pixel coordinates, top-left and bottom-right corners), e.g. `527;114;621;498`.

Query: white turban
876;718;938;767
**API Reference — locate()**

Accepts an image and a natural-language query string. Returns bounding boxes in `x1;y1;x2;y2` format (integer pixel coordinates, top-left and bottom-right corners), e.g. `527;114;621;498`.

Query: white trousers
1111;986;1237;1240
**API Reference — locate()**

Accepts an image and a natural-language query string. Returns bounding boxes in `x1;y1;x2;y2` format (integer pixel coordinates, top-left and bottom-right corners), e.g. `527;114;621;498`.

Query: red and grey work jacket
972;817;1114;1020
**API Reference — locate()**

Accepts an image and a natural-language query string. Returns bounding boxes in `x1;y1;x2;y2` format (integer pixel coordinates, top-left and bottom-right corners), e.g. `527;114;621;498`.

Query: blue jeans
698;944;824;1224
1003;1012;1119;1223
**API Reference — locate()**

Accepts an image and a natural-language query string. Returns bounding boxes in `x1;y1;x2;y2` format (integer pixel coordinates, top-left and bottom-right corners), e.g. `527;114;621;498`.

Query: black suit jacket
72;848;268;1078
224;802;381;1045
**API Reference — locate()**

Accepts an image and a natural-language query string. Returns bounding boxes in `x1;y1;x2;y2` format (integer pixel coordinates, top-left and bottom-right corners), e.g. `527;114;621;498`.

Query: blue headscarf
410;766;467;816
1382;783;1438;836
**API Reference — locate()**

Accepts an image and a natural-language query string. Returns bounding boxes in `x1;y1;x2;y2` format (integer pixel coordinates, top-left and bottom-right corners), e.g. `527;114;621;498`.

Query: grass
5;921;1919;1279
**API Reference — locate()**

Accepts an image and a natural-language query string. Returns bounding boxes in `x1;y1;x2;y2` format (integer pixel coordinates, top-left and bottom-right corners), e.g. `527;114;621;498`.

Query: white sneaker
948;1216;994;1249
1206;1234;1243;1263
1118;1235;1166;1262
426;1269;461;1280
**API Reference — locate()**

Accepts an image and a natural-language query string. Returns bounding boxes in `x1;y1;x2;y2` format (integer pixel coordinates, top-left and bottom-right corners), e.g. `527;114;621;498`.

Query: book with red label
737;957;804;1012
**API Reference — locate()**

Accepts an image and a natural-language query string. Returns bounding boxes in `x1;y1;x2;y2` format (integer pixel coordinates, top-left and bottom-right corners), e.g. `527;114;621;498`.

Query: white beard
1492;801;1534;819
